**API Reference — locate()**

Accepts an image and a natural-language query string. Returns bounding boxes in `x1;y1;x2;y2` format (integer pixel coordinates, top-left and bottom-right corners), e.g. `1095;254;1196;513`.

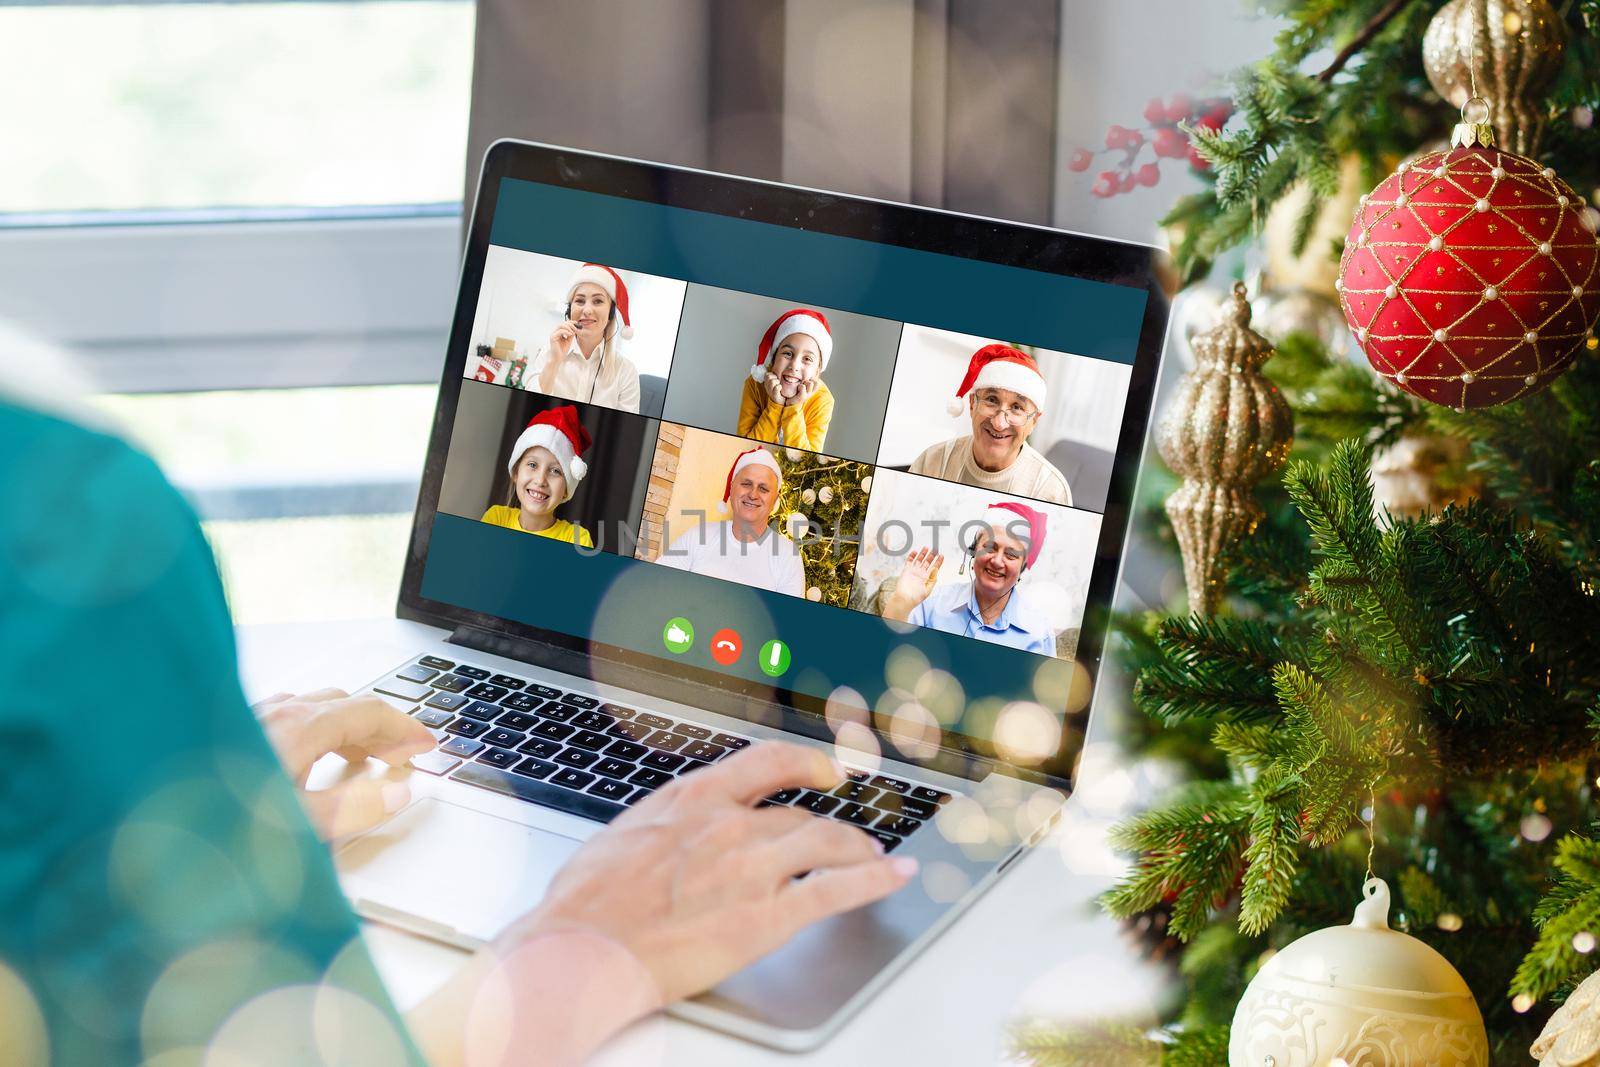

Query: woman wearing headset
880;500;1056;655
528;263;642;413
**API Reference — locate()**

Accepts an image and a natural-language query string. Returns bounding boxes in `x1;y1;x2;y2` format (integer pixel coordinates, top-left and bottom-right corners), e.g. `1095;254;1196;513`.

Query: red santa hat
978;500;1048;569
565;263;633;340
506;405;592;503
948;344;1047;417
750;308;833;383
718;446;783;514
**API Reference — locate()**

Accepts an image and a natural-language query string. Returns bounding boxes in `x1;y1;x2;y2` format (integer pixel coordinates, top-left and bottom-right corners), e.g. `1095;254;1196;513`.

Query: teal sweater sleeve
0;402;427;1065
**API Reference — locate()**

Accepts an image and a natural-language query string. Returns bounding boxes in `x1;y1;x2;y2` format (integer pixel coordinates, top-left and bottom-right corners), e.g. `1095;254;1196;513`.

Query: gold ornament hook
1452;95;1498;147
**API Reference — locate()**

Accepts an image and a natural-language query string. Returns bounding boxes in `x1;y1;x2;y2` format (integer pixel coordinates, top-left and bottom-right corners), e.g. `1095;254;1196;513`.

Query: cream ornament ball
1531;964;1600;1065
1229;878;1488;1067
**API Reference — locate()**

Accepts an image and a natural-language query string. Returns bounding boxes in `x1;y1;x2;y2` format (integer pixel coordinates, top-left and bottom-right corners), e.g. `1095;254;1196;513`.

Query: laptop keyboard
369;655;954;851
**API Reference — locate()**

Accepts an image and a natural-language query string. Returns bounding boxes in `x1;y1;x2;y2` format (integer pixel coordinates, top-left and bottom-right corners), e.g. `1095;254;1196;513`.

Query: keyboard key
410;749;460;776
531;720;576;742
679;758;713;775
606;720;652;742
440;736;485;758
374;678;431;702
871;775;911;794
458;700;502;722
526;683;562;700
537;702;578;723
681;741;728;763
877;795;937;821
513;757;556;779
413;707;453;728
600;703;635;719
625;787;655;806
603;739;648;761
477;747;518;769
867;830;902;852
560;693;600;709
465;682;509;702
516;737;563;759
765;788;802;804
588;778;634;803
641;752;686;774
418;655;455;670
482;727;526;749
711;733;750;750
876;814;921;837
452;762;624;823
453;665;491;680
555;747;599;769
628;767;673;789
496;710;540;735
500;691;542;713
432;673;474;693
833;781;880;804
550;768;596;791
488;673;525;689
395;663;439;684
572;710;616;731
445;717;488;739
845;769;870;782
834;802;878;827
634;712;673;729
594;756;636;780
799;791;841;815
424;690;470;711
671;722;712;740
568;730;610;751
909;786;952;806
644;730;687;752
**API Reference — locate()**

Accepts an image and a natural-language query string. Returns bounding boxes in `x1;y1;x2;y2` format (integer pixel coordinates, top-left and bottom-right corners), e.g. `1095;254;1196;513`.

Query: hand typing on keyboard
405;741;919;1067
254;688;435;841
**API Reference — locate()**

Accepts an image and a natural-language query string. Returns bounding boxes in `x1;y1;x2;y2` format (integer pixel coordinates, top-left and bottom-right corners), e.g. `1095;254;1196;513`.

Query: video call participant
880;500;1055;655
738;308;836;451
480;404;596;547
527;263;642;412
657;446;805;596
911;344;1072;506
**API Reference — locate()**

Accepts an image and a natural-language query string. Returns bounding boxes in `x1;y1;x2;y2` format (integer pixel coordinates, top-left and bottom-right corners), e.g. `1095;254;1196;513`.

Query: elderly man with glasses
908;344;1072;505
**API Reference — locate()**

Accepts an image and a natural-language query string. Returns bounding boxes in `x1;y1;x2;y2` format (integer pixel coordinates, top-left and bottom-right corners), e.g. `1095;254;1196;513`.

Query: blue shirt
908;580;1057;656
0;401;424;1065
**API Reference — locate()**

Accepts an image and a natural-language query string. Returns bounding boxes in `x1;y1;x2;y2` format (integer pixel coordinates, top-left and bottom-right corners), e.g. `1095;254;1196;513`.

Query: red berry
1067;148;1093;172
1092;171;1119;197
1118;171;1138;193
1202;102;1233;127
1136;163;1160;187
1186;144;1209;170
1143;97;1166;125
1105;125;1130;149
1122;129;1145;150
1152;126;1188;159
1164;93;1193;124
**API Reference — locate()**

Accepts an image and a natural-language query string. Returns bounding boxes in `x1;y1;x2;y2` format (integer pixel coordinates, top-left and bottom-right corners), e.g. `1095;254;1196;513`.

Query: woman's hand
548;321;579;359
406;742;917;1067
883;546;944;620
254;688;434;840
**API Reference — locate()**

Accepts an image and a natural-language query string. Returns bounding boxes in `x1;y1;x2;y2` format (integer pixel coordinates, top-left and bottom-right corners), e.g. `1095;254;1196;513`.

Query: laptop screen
410;148;1163;781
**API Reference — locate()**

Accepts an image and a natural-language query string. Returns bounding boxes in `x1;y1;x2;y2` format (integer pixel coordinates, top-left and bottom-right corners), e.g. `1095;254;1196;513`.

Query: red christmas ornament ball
1337;145;1600;409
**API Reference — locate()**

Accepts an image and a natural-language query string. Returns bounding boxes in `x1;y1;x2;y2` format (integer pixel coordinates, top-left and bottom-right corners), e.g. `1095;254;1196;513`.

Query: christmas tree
1016;2;1600;1064
773;447;873;607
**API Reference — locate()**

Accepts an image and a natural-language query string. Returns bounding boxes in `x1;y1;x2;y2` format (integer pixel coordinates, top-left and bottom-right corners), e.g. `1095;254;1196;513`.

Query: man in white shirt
656;446;806;597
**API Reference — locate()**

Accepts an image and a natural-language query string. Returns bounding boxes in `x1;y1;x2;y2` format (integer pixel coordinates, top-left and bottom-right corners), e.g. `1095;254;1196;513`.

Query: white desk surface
237;617;1170;1064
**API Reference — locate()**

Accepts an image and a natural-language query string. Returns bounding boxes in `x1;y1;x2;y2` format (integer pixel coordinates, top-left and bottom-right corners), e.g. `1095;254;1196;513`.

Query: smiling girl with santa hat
736;308;836;452
479;404;596;547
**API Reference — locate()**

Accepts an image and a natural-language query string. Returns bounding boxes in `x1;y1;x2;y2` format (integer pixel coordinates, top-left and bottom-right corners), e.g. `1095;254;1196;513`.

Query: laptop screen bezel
398;138;1170;787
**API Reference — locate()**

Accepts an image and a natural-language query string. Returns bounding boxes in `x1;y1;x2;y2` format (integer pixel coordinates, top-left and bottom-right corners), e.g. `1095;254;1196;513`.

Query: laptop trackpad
337;798;582;945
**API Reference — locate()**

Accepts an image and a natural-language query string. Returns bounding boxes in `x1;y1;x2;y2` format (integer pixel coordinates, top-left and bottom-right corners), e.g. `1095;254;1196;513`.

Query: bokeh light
0;960;48;1067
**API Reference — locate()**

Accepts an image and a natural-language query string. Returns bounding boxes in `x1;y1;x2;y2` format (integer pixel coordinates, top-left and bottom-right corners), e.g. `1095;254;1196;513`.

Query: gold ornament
1422;0;1568;155
1371;432;1480;520
1532;965;1600;1065
1263;156;1367;299
1156;283;1294;615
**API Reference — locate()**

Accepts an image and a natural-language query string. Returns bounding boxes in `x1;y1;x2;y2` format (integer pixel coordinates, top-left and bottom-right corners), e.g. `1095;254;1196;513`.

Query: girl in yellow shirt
480;404;596;548
738;308;836;452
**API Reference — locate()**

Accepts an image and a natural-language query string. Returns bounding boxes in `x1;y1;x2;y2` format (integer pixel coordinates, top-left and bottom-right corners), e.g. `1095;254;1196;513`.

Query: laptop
330;139;1169;1051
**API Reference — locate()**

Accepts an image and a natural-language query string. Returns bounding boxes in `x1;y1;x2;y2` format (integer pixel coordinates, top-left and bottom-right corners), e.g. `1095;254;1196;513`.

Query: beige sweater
908;435;1072;506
